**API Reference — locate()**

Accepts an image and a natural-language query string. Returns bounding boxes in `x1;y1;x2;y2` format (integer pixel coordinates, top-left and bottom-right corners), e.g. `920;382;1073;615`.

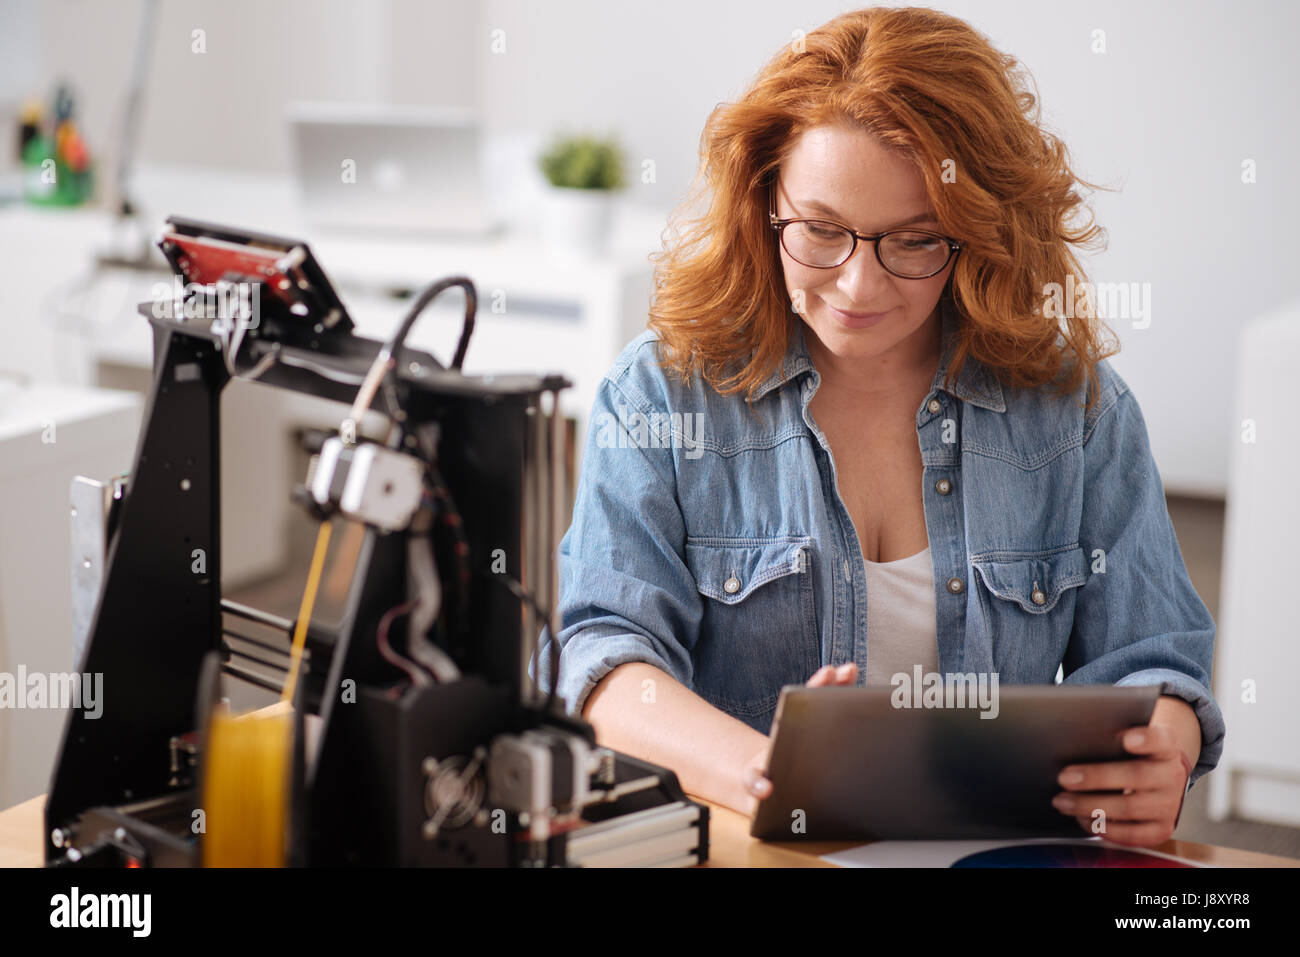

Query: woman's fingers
1057;758;1182;794
1053;789;1171;823
1051;743;1187;846
1119;724;1179;758
807;662;859;687
743;764;772;798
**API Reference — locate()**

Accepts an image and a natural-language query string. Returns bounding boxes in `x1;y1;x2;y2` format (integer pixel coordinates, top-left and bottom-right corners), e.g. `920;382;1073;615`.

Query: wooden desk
0;795;44;868
2;792;1296;867
691;796;1300;867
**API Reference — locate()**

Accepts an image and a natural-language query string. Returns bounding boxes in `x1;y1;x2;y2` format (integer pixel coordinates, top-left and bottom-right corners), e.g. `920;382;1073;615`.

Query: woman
534;7;1221;848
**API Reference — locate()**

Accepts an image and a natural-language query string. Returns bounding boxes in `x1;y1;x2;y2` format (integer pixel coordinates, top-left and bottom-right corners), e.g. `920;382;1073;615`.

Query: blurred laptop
287;102;505;238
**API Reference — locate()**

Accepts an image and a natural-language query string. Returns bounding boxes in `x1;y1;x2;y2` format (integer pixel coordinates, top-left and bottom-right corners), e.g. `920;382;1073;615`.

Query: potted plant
537;133;625;257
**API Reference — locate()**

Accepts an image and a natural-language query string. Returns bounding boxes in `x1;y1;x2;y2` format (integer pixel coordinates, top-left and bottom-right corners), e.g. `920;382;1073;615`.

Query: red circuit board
160;231;307;315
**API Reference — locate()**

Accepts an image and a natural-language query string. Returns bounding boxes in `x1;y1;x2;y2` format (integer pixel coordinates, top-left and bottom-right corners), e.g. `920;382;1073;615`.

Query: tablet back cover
750;684;1160;841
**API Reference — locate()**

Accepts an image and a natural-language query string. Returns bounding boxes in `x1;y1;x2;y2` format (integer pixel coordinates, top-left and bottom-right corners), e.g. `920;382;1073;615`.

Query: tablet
750;683;1160;841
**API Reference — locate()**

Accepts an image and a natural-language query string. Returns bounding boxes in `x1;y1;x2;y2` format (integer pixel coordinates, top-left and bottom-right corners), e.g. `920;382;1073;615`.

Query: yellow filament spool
202;701;292;866
201;521;332;867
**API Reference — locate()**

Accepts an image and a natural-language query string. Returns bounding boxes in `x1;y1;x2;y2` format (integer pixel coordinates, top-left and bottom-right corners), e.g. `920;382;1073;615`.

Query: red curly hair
647;6;1119;411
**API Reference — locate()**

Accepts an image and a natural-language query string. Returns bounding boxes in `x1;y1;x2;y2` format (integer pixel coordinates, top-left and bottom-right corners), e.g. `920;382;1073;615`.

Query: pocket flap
685;535;813;604
972;546;1088;613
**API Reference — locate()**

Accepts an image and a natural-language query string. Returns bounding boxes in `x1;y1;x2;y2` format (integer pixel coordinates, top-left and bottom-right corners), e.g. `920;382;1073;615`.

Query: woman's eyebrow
801;198;938;229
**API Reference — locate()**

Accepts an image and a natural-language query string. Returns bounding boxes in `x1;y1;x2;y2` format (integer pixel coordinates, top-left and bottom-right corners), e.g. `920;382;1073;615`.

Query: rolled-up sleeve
529;373;702;718
1062;375;1225;788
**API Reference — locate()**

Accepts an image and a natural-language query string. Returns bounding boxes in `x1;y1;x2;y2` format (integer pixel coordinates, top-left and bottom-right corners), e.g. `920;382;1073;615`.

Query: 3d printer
45;217;709;867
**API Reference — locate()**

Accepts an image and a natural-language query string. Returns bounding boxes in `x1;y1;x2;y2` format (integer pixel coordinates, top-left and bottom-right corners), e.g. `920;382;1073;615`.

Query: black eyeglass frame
768;192;963;279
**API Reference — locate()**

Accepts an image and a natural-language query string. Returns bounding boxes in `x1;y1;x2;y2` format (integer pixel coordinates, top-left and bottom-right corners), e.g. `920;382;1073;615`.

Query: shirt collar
750;297;1007;413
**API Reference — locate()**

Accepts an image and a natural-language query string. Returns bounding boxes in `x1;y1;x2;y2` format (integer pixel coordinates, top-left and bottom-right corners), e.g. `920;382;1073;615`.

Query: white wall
8;0;475;176
7;0;1299;495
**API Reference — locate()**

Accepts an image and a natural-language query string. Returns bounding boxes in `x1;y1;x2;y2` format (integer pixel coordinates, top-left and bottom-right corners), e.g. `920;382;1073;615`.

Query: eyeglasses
769;193;962;279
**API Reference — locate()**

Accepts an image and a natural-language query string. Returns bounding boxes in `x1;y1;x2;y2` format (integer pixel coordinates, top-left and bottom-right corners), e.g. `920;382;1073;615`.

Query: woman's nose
832;240;894;305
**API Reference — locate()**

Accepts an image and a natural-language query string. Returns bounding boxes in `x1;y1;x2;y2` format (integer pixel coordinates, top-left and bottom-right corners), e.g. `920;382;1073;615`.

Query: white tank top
862;546;939;685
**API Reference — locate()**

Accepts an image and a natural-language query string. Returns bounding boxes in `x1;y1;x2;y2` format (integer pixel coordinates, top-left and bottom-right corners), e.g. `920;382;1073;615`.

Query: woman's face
774;123;954;375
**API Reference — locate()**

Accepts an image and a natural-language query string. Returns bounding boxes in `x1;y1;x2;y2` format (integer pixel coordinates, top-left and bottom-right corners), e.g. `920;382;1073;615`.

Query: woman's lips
828;303;892;328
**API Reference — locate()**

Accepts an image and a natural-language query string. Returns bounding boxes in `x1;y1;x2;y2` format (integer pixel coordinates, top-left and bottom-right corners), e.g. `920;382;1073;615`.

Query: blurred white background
3;0;1296;493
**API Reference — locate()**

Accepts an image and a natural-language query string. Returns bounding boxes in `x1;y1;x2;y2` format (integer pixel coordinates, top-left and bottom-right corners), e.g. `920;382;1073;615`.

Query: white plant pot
541;185;617;258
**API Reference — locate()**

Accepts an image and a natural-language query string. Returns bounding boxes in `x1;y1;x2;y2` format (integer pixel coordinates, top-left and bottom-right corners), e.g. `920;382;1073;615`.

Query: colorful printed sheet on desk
822;837;1208;868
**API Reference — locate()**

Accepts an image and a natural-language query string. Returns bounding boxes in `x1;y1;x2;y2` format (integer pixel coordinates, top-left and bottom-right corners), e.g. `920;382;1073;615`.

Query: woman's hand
739;663;859;817
1051;721;1193;847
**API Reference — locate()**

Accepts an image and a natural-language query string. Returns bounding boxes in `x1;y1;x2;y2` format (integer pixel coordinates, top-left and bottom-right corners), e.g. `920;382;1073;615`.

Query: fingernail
1059;770;1083;785
1052;795;1075;812
1126;731;1145;747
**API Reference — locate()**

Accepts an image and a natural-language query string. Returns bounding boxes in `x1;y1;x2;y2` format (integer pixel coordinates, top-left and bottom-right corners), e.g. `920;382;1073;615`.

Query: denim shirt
532;298;1224;787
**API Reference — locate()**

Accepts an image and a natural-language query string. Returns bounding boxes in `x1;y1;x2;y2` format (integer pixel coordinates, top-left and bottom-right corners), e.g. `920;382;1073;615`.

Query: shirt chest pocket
970;546;1089;679
684;535;821;731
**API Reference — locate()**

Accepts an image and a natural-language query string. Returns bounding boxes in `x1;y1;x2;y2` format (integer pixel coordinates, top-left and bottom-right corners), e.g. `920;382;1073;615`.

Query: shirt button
946;577;964;594
927;398;942;414
935;478;952;495
1031;584;1047;605
724;575;741;595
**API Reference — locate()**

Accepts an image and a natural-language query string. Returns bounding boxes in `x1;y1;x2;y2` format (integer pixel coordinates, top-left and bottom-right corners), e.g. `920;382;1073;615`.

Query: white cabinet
1209;302;1300;826
0;382;142;808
